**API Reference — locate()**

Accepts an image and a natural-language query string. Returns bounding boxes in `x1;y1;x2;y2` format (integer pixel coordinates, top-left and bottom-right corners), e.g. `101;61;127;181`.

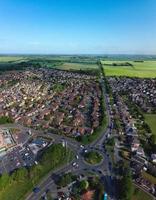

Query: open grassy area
56;62;98;70
101;60;156;78
0;144;74;200
142;171;156;185
0;55;98;72
132;186;153;200
144;114;156;136
84;151;103;165
0;56;26;63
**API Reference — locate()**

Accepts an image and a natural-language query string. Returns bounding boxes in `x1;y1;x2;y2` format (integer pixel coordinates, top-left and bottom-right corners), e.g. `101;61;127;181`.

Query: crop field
101;60;156;78
56;62;98;70
0;56;27;63
144;114;156;136
0;55;98;71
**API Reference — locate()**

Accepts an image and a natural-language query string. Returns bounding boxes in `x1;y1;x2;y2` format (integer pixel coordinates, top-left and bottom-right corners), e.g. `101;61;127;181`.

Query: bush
57;173;77;187
0;116;13;124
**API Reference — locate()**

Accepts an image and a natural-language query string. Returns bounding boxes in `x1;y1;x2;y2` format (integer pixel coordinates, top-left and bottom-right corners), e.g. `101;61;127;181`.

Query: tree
57;173;76;187
117;165;134;200
0;173;10;189
79;180;89;192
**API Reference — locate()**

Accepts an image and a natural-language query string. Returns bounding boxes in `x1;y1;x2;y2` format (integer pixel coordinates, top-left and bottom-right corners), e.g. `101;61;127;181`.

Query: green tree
0;173;10;189
119;166;134;200
79;180;89;192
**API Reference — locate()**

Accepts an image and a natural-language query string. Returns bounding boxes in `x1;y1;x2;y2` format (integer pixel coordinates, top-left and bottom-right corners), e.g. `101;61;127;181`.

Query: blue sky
0;0;156;54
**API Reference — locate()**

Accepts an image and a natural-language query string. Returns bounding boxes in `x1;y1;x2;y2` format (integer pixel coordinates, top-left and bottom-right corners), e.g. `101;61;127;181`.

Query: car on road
72;162;76;167
84;149;88;153
98;170;102;174
33;187;40;193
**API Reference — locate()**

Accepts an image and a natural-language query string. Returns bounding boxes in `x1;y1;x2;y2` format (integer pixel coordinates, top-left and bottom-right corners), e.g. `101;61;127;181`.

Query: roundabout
84;150;103;166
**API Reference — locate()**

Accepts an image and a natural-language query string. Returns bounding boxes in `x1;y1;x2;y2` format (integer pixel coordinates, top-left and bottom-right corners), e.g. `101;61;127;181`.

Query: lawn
144;114;156;136
84;151;103;165
0;144;74;200
132;186;153;200
142;171;156;185
101;60;156;78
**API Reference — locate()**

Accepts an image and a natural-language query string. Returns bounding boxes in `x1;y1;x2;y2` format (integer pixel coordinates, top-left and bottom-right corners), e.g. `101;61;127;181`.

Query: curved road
24;67;115;200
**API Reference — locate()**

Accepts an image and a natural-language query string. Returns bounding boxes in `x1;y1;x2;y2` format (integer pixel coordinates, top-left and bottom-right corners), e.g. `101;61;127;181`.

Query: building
0;128;15;156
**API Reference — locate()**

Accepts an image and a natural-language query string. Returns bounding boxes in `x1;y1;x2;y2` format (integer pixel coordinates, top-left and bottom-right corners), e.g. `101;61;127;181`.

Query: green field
56;62;98;70
101;60;156;78
84;151;103;165
0;55;98;72
132;186;153;200
0;56;26;62
0;144;74;200
142;171;156;185
144;114;156;136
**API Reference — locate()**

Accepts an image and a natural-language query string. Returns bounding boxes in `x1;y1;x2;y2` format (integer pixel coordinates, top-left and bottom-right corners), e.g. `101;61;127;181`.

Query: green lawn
84;151;103;165
144;114;156;136
0;144;74;200
132;186;153;200
142;171;156;185
101;60;156;78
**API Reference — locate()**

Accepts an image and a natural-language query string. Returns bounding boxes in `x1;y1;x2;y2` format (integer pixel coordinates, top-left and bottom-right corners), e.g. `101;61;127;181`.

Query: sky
0;0;156;54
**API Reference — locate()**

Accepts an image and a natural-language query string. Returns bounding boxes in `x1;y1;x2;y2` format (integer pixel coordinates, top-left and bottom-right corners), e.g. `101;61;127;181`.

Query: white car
84;149;88;153
72;162;76;167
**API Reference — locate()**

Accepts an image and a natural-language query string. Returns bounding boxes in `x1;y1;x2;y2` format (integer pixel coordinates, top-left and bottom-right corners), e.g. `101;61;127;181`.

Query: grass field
101;60;156;78
0;144;74;200
84;151;103;165
56;62;98;70
142;171;156;185
0;56;26;63
0;55;98;71
132;186;153;200
144;114;156;136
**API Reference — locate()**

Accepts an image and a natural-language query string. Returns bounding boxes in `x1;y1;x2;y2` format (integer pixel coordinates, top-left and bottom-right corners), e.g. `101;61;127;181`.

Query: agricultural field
0;55;98;72
144;114;156;136
56;62;98;70
0;56;26;63
101;60;156;78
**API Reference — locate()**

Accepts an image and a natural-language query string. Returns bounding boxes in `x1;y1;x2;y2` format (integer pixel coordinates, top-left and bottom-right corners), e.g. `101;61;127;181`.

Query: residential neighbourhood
0;69;101;138
107;76;156;198
0;0;156;199
0;61;156;200
108;77;156;113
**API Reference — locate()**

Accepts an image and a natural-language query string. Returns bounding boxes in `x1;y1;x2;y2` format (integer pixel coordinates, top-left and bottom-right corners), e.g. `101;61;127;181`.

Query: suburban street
24;67;116;200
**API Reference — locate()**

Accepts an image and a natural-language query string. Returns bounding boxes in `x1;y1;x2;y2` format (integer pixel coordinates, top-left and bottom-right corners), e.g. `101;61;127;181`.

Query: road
24;66;116;200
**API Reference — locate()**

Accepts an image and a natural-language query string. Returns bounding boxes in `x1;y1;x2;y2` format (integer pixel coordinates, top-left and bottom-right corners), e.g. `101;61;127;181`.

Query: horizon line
0;53;156;56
